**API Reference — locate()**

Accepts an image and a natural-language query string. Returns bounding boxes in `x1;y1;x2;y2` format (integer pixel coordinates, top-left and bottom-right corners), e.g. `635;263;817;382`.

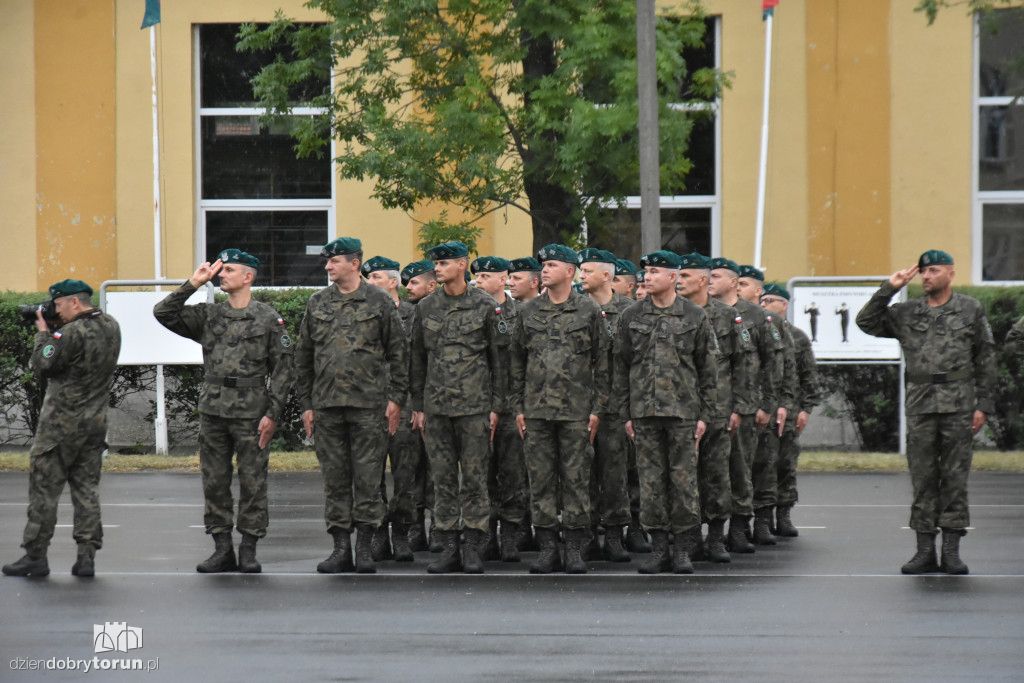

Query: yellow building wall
0;0;39;292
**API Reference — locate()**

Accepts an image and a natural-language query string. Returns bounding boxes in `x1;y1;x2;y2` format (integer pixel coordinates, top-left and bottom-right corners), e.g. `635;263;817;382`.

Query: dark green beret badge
578;248;617;265
426;241;469;260
709;257;739;273
471;256;511;274
737;265;765;281
217;248;260;269
508;257;542;273
615;259;639;276
678;252;711;270
640;250;682;269
537;244;580;265
918;249;954;269
401;260;435;286
361;255;401;276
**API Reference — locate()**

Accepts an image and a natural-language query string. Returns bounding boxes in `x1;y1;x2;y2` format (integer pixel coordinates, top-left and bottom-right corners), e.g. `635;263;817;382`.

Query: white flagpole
753;10;773;270
150;23;169;455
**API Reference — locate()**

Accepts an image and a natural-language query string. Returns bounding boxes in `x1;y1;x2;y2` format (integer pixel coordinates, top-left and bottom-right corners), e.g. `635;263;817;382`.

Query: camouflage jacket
396;299;416;333
732;298;779;414
856;281;996;415
510;290;610;420
410;285;501;416
31;309;121;455
294;280;408;411
1006;315;1024;359
594;291;634;417
613;295;718;423
704;296;750;419
154;282;294;420
488;294;519;415
788;324;822;414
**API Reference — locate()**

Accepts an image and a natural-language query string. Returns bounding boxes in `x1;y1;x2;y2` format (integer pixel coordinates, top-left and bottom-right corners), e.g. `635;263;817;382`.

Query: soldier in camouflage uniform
154;250;293;574
508;257;542;303
857;250;996;575
295;237;408;574
1006;314;1024;358
708;258;776;553
362;256;418;562
612;259;639;300
579;248;633;562
760;283;821;537
3;280;120;578
614;251;718;574
634;270;648;301
677;253;747;563
511;244;610;574
410;241;502;574
471;256;528;563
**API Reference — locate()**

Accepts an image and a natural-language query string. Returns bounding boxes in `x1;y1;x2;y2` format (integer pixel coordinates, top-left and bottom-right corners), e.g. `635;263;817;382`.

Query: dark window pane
979;105;1024;191
199;23;328;108
667;114;715;195
206;210;328;287
674;17;717;102
588;206;711;266
201;116;331;199
982;203;1024;280
979;9;1024;98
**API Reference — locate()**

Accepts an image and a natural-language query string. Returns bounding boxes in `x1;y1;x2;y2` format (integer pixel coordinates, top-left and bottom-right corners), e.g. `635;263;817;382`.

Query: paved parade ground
1;470;1022;682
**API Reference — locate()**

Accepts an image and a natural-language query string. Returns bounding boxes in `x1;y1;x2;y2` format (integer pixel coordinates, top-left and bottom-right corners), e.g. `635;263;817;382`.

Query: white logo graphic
93;623;143;654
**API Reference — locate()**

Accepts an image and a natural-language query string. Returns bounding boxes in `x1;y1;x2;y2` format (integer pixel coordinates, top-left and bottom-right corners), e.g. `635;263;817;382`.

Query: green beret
640;250;682;269
508;257;542;273
401;259;435;286
321;237;362;258
738;265;765;281
426;241;469;260
762;282;791;301
709;257;739;273
919;249;954;268
572;282;585;294
48;278;93;300
615;259;639;276
217;248;260;269
537;244;580;265
679;252;711;270
578;248;617;265
361;255;401;277
471;256;511;274
635;269;646;284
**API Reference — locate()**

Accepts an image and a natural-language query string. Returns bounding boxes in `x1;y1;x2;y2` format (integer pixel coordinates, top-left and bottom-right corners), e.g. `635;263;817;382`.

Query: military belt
905;368;971;384
204;375;266;388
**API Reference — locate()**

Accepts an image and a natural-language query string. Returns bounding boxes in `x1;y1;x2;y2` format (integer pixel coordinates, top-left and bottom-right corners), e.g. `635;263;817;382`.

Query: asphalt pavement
1;470;1021;682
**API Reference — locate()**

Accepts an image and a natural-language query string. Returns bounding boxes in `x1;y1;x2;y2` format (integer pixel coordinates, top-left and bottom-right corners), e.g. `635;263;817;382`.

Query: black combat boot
500;521;521;563
753;508;777;546
603;525;631;563
481;519;500;561
237;533;262;574
939;528;969;575
671;528;698;574
428;518;443;553
392;523;415;562
728;516;755;554
355;524;377;574
775;505;799;537
427;530;463;574
564;528;588;574
900;531;939;575
2;553;50;577
529;528;563;574
638;530;671;574
408;509;429;552
625;512;653;553
318;528;354;573
197;533;237;573
517;522;538;552
689;526;707;562
584;526;602;561
705;519;731;564
71;545;95;577
371;523;392;562
462;529;486;574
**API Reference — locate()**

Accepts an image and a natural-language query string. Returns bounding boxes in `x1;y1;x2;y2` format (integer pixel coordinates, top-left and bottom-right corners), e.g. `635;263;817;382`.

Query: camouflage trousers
777;418;802;508
523;419;593;530
627;438;641;517
587;414;631;527
199;414;270;537
634;417;700;534
906;412;973;533
488;413;529;526
386;405;421;525
22;435;106;556
729;414;757;518
423;413;491;533
314;407;388;533
753;415;792;511
698;419;732;522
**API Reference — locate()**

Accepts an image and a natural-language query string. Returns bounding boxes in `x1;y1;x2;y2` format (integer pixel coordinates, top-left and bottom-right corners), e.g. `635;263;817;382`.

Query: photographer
3;280;121;578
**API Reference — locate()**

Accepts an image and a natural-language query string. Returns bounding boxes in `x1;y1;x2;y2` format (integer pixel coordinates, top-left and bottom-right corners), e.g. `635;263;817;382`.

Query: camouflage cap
537;244;580;265
919;249;954;269
360;255;401;277
640;250;682;269
320;237;362;258
615;259;639;276
426;241;469;260
470;256;511;274
738;265;765;281
217;248;260;269
709;257;740;273
635;269;647;284
48;278;93;300
578;248;617;265
679;252;712;270
762;282;791;301
508;256;542;273
400;259;435;286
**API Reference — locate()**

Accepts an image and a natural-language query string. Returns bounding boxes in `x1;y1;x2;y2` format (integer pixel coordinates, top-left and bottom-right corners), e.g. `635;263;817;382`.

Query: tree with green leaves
238;1;728;254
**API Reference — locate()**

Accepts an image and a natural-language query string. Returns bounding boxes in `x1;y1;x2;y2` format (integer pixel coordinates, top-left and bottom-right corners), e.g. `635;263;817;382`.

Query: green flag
141;0;160;29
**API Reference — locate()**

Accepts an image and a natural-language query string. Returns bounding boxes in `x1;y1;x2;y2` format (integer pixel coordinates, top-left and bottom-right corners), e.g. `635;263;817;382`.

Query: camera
19;300;58;326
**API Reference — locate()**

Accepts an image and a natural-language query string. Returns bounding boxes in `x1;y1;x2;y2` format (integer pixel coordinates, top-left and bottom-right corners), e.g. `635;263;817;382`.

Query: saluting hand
888;265;919;290
190;259;224;288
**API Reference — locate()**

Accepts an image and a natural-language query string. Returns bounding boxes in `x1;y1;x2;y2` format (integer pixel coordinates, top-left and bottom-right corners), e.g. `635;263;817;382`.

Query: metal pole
636;0;661;253
155;365;168;455
151;25;163;280
753;11;774;269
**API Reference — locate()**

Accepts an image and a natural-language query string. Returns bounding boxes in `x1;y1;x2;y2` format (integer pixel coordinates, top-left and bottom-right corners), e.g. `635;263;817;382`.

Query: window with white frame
976;10;1024;282
196;24;332;286
586;16;720;265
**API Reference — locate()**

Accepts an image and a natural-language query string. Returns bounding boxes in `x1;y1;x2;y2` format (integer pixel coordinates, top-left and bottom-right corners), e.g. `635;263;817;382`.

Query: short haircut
71;291;92;306
344;249;364;265
381;270;400;281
